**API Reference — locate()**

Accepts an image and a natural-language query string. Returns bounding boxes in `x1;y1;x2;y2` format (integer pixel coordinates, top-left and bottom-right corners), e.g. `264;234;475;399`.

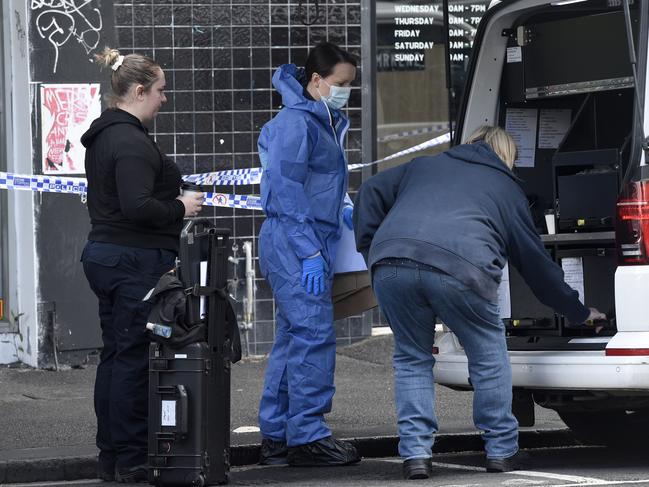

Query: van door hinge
502;27;531;47
517;26;532;46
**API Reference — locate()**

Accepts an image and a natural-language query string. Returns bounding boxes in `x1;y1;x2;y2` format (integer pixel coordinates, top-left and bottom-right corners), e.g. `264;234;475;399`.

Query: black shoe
403;458;432;480
97;452;115;482
115;464;148;483
96;464;115;482
486;451;528;473
259;438;289;465
287;436;361;467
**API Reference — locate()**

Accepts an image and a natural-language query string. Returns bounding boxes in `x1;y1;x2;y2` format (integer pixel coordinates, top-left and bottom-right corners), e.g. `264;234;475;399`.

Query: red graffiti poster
41;84;101;174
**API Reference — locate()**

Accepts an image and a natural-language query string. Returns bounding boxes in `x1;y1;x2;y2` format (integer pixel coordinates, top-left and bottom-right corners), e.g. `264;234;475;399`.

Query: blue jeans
372;263;518;460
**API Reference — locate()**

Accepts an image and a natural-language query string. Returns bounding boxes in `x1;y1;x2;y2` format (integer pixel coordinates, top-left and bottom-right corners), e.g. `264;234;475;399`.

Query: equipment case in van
148;223;233;486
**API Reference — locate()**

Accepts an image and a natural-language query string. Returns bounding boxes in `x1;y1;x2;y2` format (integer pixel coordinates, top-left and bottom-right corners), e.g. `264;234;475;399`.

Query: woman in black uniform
80;47;204;483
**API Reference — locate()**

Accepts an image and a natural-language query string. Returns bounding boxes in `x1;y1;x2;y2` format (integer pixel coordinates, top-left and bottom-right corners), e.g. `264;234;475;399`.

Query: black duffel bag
143;272;241;363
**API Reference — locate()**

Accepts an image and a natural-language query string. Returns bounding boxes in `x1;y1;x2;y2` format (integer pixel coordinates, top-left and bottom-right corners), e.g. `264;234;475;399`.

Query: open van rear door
446;0;648;345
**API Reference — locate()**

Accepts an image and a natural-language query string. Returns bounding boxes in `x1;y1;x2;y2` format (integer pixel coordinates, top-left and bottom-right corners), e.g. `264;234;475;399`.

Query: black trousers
82;241;176;469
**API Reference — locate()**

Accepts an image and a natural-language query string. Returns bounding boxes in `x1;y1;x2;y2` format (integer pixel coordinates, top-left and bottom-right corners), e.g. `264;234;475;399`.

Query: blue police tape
0;170;260;210
0;171;263;210
348;132;451;171
0;171;88;195
184;131;451;186
0;131;451;211
203;191;262;210
184;167;263;186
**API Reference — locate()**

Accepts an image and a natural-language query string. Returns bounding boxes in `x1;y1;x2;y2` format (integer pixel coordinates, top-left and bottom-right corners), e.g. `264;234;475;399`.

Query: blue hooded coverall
257;64;351;447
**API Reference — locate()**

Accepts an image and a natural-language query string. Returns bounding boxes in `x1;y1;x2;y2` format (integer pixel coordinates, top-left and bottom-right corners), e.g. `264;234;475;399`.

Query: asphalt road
6;445;649;486
0;335;565;454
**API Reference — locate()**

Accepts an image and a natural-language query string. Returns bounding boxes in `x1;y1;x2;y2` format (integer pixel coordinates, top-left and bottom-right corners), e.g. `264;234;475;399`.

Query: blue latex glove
301;254;326;295
343;206;354;230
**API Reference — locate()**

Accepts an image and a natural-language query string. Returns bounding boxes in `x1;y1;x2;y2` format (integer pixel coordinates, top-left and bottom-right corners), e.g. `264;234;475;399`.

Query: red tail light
616;179;649;265
606;348;649;356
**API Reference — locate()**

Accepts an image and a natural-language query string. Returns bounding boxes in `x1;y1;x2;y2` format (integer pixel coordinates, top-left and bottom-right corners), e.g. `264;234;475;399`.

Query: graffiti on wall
41;84;101;174
31;0;103;74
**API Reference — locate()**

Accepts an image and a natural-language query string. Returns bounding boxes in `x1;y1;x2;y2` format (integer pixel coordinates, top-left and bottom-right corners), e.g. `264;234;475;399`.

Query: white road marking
549;481;649;487
512;470;609;484
429;461;622;485
502;479;549;485
371;326;393;336
232;425;260;433
236;458;649;486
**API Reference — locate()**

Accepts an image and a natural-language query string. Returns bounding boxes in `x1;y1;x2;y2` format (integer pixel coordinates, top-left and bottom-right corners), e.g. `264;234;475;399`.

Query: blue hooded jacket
353;142;590;325
256;65;353;446
258;64;351;262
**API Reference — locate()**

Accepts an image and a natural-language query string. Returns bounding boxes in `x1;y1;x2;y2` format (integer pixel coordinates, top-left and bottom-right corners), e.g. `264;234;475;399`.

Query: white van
433;0;649;446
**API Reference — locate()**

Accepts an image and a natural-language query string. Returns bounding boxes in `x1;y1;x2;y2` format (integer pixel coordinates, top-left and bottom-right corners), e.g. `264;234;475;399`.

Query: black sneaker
287;436;361;467
403;457;432;480
486;451;528;473
115;464;148;483
259;438;289;465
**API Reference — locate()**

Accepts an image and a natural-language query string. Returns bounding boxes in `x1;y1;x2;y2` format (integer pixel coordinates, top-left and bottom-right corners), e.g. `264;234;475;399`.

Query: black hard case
148;221;232;486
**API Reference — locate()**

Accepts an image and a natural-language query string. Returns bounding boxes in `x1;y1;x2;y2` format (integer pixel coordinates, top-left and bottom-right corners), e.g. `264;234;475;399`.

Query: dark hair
94;47;161;107
304;42;357;81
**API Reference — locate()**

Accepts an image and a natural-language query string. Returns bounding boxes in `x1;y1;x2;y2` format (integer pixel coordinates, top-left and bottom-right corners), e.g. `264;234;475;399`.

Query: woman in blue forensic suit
256;43;361;467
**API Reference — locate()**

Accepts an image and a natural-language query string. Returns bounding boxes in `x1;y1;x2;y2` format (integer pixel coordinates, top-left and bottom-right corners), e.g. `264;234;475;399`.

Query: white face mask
317;78;351;110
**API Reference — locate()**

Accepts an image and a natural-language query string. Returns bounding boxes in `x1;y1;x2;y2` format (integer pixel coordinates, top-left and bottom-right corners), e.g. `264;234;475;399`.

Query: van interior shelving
493;4;640;346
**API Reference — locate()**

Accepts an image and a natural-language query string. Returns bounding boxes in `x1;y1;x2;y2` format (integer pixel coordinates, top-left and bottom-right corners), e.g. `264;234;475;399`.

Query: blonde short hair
464;126;517;169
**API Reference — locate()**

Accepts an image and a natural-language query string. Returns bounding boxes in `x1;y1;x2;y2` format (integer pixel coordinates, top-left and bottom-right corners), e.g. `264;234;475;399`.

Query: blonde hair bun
94;48;161;108
95;47;122;69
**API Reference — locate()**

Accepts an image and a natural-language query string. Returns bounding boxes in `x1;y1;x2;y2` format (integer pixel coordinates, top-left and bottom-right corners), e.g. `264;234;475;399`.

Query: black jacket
81;108;185;251
353;142;590;325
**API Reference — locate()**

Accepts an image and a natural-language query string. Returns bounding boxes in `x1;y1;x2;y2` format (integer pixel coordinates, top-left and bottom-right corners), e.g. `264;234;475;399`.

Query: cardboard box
332;271;377;320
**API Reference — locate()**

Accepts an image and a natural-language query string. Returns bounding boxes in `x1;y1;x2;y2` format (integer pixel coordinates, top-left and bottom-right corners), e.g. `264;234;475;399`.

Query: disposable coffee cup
181;182;202;195
180;182;204;216
544;210;556;235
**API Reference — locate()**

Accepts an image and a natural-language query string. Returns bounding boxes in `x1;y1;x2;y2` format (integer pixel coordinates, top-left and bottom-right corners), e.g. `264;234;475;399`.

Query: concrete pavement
0;335;574;484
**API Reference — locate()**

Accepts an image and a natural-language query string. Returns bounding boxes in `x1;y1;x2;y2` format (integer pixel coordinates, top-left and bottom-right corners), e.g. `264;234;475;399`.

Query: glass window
376;1;450;170
374;0;491;170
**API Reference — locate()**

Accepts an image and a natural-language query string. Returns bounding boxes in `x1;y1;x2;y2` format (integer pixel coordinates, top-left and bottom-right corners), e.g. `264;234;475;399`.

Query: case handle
177;384;188;437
